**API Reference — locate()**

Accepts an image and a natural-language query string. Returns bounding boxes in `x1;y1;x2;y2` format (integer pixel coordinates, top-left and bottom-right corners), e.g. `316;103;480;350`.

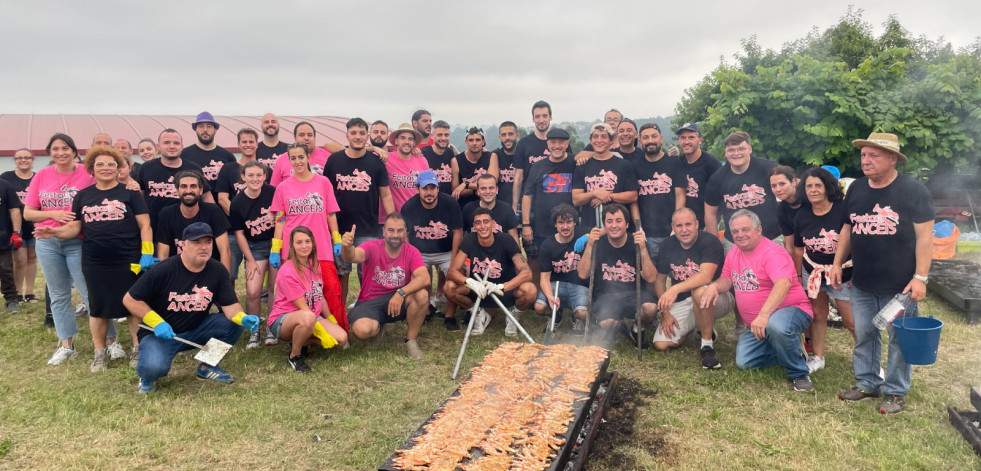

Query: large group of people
10;103;933;415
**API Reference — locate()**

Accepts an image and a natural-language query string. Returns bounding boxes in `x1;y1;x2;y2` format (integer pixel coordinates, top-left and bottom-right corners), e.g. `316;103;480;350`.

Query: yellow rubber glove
331;231;342;244
270;238;283;253
143;310;166;327
312;322;338;349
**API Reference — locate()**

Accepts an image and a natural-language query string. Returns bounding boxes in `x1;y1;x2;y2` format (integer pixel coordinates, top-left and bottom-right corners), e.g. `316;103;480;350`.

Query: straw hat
389;123;423;146
852;132;907;164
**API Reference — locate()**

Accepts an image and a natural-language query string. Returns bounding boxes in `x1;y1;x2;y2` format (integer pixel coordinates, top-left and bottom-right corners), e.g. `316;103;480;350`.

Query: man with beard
384;123;431;217
370;120;391;151
181;112;236;201
572;123;639;229
513;101;552;207
445;207;537;336
674;122;721;229
701;209;814;391
652;208;733;368
614;119;644;162
154;171;232;275
462;174;519;244
451;127;499;210
412;110;434;148
577;203;657;346
138;128;211;229
325;117;395;303
257;113;288;172
216;128;260;282
342;213;430;360
488;122;519;211
631;123;685;259
421;120;455;195
402;170;464;330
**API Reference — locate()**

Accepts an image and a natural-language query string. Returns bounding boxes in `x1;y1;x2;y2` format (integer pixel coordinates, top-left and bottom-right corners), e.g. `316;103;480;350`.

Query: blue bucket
892;316;944;365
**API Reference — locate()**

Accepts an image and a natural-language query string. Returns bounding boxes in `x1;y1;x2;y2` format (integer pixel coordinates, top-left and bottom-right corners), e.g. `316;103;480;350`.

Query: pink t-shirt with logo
380;152;430;223
269;147;330;186
268;259;324;326
270;174;341;261
721;237;813;324
25;165;95;232
356;238;425;302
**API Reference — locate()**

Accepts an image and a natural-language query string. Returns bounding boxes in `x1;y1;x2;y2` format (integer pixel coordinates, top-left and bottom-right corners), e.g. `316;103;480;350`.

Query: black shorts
592;290;656;322
466;289;517;309
347;292;408;325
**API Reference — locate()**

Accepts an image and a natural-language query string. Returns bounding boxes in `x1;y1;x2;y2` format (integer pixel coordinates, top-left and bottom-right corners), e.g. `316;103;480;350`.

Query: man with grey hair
700;209;814;391
830;132;934;414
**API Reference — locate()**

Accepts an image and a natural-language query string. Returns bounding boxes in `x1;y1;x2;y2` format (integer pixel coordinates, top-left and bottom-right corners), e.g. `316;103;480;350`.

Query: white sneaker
434;293;447;304
471;309;491;335
505;310;521;337
47;345;78;365
75;303;87;317
107;341;126;360
246;331;261;349
90;349;108;372
264;328;279;346
806;356;826;373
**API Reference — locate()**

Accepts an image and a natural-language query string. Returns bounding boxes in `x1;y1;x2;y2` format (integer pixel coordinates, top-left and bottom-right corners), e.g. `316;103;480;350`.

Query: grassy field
0;277;979;470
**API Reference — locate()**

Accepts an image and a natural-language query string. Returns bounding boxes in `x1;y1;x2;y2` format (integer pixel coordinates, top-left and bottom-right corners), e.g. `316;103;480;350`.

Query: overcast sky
2;1;978;127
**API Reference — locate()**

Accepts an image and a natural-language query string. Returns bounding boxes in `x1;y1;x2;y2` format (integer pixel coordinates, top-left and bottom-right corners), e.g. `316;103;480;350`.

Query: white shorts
421;252;451;274
652;291;735;344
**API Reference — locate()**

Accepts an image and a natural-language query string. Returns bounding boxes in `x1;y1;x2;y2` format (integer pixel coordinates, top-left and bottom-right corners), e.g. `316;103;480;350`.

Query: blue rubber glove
269;252;281;269
333;242;342;258
153;321;175;340
140;254;158;272
574;234;589;253
241;315;260;333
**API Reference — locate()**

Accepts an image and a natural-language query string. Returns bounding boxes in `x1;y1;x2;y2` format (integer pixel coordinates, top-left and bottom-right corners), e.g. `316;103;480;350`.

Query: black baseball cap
675;122;701;135
182;222;214;241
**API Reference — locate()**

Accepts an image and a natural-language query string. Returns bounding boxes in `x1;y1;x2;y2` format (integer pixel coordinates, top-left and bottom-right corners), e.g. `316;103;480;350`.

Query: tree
675;8;981;179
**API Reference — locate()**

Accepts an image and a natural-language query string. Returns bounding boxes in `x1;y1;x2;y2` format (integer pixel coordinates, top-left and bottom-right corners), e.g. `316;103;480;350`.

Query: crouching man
343;212;431;360
700;210;814;391
652;208;734;369
123;222;259;393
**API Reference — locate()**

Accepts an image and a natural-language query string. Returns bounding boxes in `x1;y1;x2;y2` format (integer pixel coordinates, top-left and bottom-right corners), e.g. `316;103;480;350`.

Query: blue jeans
735;306;812;379
228;233;244;281
851;286;917;396
535;282;589;312
136;313;244;383
36;238;93;341
645;236;666;261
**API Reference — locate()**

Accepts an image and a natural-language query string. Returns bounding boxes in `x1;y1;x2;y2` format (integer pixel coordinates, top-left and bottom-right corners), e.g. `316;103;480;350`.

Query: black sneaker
700;345;722;369
626;324;650;350
444;316;460;331
792;375;813;392
43;312;54;328
288;354;311;373
426;303;440;322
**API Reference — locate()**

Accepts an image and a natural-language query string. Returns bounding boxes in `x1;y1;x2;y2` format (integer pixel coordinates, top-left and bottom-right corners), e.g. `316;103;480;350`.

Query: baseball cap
182;222;214;241
675;122;701;135
416;170;439;187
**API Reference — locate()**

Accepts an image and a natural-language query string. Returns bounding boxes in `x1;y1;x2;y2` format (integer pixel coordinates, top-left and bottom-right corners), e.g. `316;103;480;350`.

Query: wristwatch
913;274;929;283
397;288;406;297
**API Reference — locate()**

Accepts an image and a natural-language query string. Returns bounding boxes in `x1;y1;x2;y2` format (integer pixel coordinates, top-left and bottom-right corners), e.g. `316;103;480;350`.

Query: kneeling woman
268;226;347;372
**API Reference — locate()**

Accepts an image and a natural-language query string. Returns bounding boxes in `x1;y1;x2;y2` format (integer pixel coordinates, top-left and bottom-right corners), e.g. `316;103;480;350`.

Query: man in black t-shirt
445;207;537;336
124;222;259;393
139;128;212;229
521;128;576;258
325;117;396;303
402;170;464;330
614;119;645;163
154;171;232;275
704;131;780;246
181;112;236;201
572;123;639;229
461;174;519;244
632;123;685;259
257;113;288;172
451;127;499;209
533;204;588;331
420;120;455;195
216;128;260;282
830;132;935;414
652;208;733;368
674;122;721;229
577;204;657;345
492;121;520;210
513;100;553;215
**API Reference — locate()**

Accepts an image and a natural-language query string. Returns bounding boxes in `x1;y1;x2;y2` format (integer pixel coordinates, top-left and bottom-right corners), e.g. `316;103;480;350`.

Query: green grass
0;277;979;470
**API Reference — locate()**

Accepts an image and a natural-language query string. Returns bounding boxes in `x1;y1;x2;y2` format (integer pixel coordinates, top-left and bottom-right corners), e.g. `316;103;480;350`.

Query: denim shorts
23;237;36;248
247;239;272;261
802;266;851;301
269;313;287;339
535;282;589;312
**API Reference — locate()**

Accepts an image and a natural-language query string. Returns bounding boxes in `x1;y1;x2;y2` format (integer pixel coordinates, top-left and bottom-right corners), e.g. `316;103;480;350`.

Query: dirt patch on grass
589;375;675;468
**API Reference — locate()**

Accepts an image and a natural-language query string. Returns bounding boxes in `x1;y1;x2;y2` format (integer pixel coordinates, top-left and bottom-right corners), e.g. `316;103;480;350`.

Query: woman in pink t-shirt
269;143;348;329
24;133;102;366
268;226;347;372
